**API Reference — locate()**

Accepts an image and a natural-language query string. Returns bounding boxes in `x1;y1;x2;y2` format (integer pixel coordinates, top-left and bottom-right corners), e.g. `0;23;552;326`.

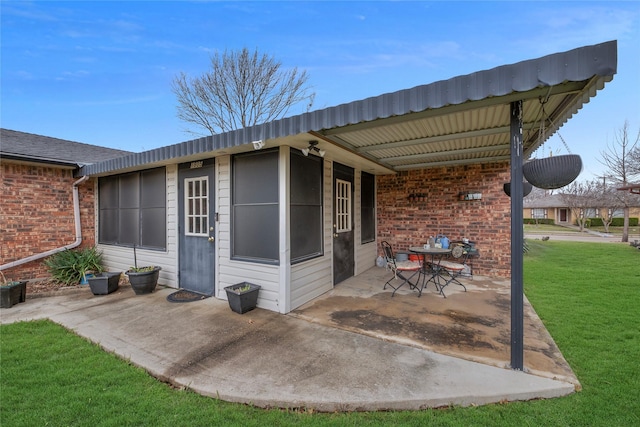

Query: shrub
43;247;104;285
614;217;638;226
587;217;639;227
588;218;604;227
524;218;555;225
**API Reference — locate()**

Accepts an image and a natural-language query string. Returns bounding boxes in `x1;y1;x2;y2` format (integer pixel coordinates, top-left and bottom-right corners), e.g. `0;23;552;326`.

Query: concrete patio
293;266;579;386
0;267;578;412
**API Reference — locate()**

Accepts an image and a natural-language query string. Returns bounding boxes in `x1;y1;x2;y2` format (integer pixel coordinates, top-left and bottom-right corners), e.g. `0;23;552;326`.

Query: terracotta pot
523;154;582;189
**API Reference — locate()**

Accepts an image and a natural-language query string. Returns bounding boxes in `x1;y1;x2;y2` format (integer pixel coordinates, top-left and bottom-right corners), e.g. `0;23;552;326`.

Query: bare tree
592;180;625;233
599;120;640;242
172;47;315;136
560;180;598;232
629;144;640;176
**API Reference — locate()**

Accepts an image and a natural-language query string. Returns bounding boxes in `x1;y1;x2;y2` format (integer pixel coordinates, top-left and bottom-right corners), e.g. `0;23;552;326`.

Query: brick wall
0;162;96;281
376;162;512;278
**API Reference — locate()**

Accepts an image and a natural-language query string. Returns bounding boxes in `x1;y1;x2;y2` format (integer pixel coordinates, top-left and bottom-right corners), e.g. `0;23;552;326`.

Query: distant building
523;193;640;225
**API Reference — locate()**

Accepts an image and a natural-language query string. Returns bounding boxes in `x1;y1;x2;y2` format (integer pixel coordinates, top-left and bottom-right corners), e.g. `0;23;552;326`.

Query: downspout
0;175;89;271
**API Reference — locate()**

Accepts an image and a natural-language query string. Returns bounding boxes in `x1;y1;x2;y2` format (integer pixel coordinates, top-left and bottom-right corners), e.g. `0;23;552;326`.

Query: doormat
166;289;210;303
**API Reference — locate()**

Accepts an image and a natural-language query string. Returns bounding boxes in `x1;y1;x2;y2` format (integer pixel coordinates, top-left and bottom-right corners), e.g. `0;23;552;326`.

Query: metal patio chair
436;243;475;297
451;241;479;279
381;241;421;297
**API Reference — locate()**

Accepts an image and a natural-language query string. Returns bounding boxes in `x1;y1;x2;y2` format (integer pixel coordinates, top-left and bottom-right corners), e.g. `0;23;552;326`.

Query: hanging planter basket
522;154;583;190
503;181;533;197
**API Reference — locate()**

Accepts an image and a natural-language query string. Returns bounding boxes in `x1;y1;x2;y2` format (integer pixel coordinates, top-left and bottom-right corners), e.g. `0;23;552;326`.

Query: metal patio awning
80;40;617;177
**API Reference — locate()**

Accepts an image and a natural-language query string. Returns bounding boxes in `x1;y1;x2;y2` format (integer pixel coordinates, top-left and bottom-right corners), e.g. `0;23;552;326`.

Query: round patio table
409;247;452;296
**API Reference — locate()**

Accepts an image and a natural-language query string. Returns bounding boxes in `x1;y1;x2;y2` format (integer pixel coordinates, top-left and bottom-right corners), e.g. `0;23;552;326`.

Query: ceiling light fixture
301;140;325;157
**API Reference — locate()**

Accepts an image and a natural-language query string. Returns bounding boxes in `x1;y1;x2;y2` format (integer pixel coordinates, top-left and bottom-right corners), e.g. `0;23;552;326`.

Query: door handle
208;237;215;242
333;233;338;238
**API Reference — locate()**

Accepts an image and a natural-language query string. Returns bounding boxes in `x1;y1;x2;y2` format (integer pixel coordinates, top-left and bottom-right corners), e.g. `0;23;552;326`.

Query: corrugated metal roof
81;40;617;176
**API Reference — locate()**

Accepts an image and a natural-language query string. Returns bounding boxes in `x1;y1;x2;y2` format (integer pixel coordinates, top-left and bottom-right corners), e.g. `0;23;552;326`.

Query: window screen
290;150;323;262
361;172;375;243
232;150;279;263
98;167;166;250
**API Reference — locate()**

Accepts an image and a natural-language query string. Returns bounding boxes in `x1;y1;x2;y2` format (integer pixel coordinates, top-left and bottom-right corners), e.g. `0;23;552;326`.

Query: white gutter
0;176;89;271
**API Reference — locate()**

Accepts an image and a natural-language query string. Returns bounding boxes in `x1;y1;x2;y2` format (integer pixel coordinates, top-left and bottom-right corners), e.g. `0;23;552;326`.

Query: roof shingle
0;129;131;166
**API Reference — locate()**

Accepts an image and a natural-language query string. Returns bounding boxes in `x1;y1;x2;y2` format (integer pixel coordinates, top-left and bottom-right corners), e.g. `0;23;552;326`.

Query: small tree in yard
561;180;598;232
599;120;640;242
172;47;315;136
593;180;625;233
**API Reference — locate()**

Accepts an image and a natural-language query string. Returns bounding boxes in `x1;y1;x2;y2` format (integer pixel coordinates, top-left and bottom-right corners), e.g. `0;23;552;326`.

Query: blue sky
2;1;639;181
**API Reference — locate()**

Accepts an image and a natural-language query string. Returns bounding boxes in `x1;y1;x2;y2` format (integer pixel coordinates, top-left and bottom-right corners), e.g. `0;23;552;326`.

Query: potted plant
126;266;161;295
522;154;583;190
0;271;28;309
88;271;122;295
125;245;160;295
503;181;533;197
224;282;261;314
43;247;104;286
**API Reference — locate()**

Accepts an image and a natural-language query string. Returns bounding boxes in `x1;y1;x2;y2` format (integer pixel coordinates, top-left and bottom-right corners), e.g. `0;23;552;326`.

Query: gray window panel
361;172;375;243
291;152;322;205
141;168;166;208
290;150;323;263
291;206;322;261
141;207;166;249
98;167;166;250
233;205;279;261
99;209;118;243
118;209;140;246
232;151;279;263
119;173;140;208
233;151;278;204
99;179;119;209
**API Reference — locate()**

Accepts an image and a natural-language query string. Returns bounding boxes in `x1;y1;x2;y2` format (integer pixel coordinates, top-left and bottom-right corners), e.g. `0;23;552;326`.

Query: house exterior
0;129;130;280
524;194;576;224
523;193;640;225
77;41;617;316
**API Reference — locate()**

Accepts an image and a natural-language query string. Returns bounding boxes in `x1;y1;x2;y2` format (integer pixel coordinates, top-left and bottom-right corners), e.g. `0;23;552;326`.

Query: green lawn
524;223;579;233
1;241;639;426
524;223;640;238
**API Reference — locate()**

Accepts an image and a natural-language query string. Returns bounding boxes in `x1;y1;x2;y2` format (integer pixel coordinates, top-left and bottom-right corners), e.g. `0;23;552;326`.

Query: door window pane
185;176;209;236
336;179;352;233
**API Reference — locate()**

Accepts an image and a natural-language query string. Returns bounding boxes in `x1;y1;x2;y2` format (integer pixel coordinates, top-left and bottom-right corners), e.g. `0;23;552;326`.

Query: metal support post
510;100;524;370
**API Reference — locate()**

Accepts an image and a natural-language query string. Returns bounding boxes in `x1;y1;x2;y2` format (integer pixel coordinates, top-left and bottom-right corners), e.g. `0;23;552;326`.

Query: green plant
231;284;252;293
1;271;9;287
523;218;555;225
0;271;19;287
127;266;157;273
43;247;104;285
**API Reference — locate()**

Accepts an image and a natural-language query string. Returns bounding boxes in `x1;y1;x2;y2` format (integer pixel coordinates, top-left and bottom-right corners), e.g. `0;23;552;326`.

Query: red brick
377;163;512;278
1;162;96;280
